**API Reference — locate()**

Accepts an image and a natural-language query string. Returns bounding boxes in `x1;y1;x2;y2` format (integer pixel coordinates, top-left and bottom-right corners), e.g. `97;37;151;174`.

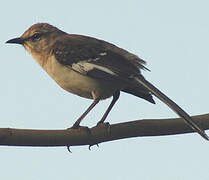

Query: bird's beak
6;37;24;45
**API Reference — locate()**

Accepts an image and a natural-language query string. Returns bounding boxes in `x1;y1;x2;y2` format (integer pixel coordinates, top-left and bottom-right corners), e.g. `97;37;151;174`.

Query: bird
6;23;209;140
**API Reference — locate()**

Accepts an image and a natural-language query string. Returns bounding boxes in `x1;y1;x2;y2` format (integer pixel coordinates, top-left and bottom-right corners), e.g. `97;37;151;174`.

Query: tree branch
1;113;209;147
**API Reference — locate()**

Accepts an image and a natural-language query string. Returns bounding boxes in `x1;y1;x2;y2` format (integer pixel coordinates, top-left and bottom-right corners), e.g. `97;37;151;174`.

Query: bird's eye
31;33;42;41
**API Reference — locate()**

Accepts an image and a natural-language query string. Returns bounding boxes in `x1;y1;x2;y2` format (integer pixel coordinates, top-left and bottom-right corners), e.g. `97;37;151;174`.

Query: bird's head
6;23;64;55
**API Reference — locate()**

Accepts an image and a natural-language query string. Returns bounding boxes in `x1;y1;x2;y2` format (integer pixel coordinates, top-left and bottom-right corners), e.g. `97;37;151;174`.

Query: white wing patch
72;61;117;76
99;52;107;56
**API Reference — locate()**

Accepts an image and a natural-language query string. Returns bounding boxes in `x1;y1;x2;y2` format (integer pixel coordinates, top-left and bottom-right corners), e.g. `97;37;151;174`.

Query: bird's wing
52;35;147;82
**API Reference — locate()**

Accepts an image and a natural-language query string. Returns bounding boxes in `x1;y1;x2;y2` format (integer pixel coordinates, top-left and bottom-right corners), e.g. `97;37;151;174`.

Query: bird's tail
135;75;209;140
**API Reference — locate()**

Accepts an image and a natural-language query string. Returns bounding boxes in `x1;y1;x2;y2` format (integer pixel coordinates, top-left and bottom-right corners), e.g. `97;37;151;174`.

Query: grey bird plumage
6;23;209;140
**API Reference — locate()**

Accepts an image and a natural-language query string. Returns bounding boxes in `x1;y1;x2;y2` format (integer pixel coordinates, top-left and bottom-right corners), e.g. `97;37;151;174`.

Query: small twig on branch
0;114;209;147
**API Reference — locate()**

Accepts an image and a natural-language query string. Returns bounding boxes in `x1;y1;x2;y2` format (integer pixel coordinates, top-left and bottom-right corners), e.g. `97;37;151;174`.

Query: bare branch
0;114;209;147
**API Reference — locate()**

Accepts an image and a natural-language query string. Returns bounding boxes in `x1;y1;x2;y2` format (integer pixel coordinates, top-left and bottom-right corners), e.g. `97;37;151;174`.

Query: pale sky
1;0;209;179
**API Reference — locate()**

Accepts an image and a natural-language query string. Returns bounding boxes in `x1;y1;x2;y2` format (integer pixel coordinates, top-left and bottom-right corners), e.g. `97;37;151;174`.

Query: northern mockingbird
6;23;209;140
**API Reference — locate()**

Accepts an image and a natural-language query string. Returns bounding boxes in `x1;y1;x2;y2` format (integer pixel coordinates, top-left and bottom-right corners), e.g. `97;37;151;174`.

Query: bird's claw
89;143;99;150
67;146;72;153
66;125;92;153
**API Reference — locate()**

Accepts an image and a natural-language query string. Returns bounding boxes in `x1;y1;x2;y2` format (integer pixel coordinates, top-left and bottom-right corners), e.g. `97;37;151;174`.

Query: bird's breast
43;56;122;100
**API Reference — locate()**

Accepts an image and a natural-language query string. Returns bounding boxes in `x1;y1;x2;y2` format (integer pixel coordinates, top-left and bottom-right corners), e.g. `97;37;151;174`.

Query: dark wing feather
52;35;141;79
122;87;155;104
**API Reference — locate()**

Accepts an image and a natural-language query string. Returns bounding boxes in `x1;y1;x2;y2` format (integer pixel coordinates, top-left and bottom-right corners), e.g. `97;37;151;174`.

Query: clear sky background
1;0;209;179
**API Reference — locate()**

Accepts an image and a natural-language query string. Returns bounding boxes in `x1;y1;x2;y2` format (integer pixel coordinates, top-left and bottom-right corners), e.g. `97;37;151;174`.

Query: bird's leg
69;99;100;151
97;91;120;125
72;99;100;128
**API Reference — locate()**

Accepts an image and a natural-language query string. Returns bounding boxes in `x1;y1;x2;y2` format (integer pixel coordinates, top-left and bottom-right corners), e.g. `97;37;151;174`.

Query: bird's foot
96;122;111;135
66;124;92;153
67;125;92;135
96;121;110;127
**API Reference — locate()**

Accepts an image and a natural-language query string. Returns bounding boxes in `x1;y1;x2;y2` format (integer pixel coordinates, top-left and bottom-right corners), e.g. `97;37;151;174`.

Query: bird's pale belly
44;56;123;100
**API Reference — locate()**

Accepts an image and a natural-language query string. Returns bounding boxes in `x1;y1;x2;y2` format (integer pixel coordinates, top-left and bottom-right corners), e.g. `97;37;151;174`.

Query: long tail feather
135;75;209;140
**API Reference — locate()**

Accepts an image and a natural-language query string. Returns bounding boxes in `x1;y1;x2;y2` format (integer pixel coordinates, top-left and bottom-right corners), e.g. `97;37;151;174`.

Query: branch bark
1;113;209;147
